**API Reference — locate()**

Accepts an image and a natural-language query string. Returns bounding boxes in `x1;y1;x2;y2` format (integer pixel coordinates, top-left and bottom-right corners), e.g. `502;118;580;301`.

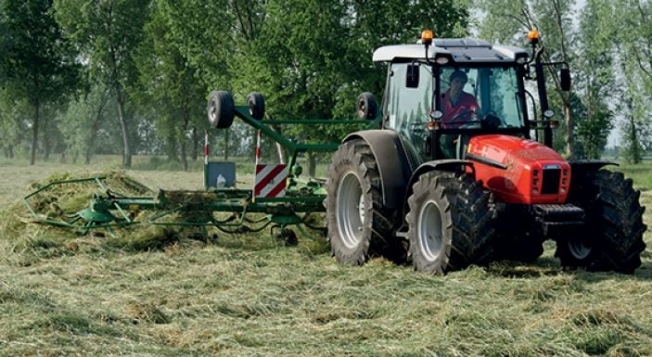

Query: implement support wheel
357;92;378;120
207;91;235;129
247;91;266;120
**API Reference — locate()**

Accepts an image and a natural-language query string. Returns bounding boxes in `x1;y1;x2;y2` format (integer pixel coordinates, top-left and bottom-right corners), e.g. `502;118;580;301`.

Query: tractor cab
374;32;534;161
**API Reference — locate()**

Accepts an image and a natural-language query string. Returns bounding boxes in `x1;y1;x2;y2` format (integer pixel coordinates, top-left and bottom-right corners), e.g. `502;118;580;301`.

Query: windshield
383;62;527;160
437;66;525;128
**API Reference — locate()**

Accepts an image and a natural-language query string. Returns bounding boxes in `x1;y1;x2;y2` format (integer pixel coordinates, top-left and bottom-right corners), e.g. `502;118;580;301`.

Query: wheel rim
337;172;365;249
418;199;444;262
357;101;366;118
208;100;218;123
567;236;592;260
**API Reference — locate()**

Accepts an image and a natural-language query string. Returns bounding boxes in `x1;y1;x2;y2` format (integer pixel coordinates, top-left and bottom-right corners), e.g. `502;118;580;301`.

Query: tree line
0;0;650;170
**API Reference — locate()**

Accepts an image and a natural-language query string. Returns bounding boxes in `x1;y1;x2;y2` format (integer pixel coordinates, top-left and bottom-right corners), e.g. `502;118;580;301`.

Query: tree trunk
116;91;132;169
223;129;230;161
190;127;199;161
191;127;198;161
307;152;317;177
30;97;40;165
563;102;573;159
5;145;14;159
166;133;178;162
272;124;285;164
180;111;190;171
43;113;51;161
86;89;108;165
180;141;188;171
628;115;641;164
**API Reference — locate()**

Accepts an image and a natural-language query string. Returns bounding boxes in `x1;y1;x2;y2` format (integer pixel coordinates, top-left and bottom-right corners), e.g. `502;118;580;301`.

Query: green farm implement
24;95;380;242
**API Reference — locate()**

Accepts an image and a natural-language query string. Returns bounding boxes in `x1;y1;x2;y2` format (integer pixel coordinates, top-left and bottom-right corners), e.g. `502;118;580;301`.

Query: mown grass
0;157;651;356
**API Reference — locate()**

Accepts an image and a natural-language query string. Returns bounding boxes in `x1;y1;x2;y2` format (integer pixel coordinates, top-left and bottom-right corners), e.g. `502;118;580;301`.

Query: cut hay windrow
0;170;325;260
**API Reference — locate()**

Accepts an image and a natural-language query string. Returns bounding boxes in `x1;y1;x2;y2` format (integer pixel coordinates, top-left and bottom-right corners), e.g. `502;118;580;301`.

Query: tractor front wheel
406;171;494;274
325;139;399;265
555;170;646;274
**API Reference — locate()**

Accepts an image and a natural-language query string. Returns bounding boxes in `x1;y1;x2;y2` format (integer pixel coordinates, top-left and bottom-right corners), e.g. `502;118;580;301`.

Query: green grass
615;161;652;191
1;157;652;356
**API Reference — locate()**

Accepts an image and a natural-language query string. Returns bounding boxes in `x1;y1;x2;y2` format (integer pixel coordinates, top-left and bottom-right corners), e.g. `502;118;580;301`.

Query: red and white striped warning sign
254;164;288;198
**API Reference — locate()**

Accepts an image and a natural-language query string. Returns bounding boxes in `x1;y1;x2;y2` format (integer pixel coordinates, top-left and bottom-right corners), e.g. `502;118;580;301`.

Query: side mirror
560;68;571;91
406;64;420;88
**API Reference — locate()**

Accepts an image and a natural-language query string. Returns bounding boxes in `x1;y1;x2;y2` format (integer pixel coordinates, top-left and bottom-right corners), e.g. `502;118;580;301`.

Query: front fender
403;160;474;206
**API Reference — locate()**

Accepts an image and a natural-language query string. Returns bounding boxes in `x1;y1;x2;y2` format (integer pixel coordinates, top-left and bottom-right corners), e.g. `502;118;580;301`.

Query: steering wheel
449;109;475;123
482;112;503;129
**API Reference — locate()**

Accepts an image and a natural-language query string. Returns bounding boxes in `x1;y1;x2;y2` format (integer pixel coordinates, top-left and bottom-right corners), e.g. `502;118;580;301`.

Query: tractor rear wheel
555;170;647;274
406;171;494;274
325;139;399;265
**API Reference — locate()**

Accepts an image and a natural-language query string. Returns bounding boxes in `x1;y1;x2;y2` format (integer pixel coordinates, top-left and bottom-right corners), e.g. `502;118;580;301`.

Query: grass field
1;157;652;356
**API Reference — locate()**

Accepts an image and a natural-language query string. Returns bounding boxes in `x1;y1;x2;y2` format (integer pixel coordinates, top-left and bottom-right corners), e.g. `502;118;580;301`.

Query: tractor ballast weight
324;30;647;274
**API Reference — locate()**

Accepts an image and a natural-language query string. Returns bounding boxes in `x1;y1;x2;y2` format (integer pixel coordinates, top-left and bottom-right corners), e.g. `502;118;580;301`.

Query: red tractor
325;30;647;274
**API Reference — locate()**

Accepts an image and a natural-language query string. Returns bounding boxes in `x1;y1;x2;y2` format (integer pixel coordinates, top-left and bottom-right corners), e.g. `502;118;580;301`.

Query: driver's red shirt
440;90;478;125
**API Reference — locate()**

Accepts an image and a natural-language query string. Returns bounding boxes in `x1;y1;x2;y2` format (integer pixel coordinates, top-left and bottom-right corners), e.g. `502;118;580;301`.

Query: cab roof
372;39;529;64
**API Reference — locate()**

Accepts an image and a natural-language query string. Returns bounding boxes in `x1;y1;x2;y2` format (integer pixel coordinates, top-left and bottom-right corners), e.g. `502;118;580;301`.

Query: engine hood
465;134;570;204
467;134;565;166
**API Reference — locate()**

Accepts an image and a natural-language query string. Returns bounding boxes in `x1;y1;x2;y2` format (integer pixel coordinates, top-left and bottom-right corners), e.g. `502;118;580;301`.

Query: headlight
430;110;443;120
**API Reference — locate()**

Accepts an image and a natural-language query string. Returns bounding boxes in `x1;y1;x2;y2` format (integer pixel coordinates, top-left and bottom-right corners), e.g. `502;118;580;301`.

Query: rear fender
343;130;416;209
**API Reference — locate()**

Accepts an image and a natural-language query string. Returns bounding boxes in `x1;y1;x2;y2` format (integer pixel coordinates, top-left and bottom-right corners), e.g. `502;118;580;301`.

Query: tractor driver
440;70;479;126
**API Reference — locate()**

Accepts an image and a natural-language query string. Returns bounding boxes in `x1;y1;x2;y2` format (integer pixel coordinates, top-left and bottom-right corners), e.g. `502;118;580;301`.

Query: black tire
207;91;235;129
356;92;378;120
406;171;494;274
325;139;400;265
555;170;647;274
247;91;265;120
276;228;298;247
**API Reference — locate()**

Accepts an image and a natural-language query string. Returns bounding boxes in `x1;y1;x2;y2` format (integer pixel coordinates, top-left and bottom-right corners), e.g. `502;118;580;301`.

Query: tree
611;0;652;163
330;0;469;122
572;0;615;159
228;0;469;174
134;0;209;170
0;0;79;165
474;0;577;158
151;0;240;160
54;0;150;169
0;90;29;159
58;84;109;164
